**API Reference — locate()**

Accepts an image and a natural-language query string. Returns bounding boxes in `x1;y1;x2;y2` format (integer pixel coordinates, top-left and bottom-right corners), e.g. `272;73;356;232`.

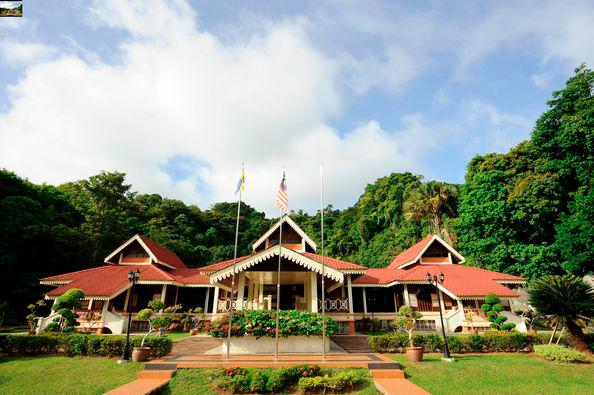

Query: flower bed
209;310;338;338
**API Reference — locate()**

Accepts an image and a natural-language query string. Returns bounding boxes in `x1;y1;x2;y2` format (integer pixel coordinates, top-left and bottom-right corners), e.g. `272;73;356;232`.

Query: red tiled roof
42;265;172;298
138;235;187;269
301;252;366;270
387;235;433;269
351;268;405;285
199;256;251;272
353;264;525;297
42;263;210;298
173;268;210;285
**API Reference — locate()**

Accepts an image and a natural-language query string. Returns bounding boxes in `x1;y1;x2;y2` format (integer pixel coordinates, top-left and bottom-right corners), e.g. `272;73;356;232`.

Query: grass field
0;356;143;395
390;353;594;395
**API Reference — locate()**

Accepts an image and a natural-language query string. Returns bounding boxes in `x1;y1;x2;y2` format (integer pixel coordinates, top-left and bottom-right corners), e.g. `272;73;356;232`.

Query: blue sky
1;0;593;215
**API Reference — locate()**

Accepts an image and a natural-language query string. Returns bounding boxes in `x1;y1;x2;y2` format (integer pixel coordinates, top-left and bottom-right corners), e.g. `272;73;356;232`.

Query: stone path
331;335;373;352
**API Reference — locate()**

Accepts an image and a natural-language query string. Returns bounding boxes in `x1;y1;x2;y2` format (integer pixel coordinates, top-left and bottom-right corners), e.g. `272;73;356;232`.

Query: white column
246;279;254;309
160;284;167;303
204;287;211;312
310;272;318;312
457;299;464;311
362;287;368;314
211;286;220;314
341;284;345;298
88;299;93;310
237;272;246;310
403;284;410;306
347;274;354;314
259;282;264;308
174;287;179;305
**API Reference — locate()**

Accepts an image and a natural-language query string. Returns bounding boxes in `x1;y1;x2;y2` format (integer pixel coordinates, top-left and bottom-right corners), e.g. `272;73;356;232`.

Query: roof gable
252;216;317;252
204;246;345;283
103;234;186;270
387;234;465;269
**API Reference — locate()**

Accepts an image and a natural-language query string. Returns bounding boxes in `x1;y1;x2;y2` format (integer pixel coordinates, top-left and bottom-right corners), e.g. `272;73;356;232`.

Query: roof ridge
41;265;112;280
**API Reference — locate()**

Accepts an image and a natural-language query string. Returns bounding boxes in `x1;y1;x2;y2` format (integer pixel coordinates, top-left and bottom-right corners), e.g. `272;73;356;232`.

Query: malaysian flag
275;171;288;212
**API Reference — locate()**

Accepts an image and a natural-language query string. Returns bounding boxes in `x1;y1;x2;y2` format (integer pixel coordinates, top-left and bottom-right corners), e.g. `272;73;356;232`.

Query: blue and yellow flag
235;164;245;194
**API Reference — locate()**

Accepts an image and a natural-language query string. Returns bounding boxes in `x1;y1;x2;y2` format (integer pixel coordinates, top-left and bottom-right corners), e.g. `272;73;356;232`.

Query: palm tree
404;181;458;243
529;275;594;353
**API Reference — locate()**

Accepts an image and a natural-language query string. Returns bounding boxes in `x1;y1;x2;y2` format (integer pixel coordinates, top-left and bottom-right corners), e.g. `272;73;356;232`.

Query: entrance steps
331;335;373;352
104;369;174;395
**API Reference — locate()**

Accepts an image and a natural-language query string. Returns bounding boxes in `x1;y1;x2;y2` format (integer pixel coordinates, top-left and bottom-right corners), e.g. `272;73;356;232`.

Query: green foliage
147;300;165;311
52;288;85;331
298;369;366;393
0;333;172;358
457;65;594;278
480;293;514;331
368;332;542;353
209;310;338;338
393;305;423;347
533;344;588;363
529;275;594;352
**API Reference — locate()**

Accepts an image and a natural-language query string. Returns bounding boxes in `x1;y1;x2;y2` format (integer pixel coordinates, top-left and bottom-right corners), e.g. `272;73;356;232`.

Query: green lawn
164;332;191;342
390;353;594;395
0;356;144;395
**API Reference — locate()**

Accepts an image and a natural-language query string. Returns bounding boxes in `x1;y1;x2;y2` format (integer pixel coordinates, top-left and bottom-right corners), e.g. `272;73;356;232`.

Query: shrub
369;332;541;353
298;369;365;393
534;344;587;363
393;306;423;347
209;310;338;338
481;293;515;331
250;370;267;393
0;334;172;358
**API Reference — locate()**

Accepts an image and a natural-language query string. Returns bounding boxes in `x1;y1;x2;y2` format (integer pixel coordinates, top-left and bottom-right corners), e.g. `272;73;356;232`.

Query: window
414;320;436;331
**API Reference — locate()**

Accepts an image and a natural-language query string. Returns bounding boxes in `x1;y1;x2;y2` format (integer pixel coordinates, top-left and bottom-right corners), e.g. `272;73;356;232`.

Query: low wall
218;336;330;355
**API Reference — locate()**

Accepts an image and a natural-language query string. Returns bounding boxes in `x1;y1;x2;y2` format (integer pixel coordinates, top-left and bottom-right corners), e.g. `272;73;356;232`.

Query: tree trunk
565;320;592;354
549;321;559;345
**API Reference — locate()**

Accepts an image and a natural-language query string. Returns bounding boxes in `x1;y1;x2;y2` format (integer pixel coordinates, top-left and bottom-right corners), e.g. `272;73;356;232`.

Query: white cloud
0;39;55;66
0;0;434;215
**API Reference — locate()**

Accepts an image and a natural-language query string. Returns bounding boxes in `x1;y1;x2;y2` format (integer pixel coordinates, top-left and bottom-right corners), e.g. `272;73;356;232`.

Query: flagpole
274;209;283;359
320;163;326;359
226;163;243;359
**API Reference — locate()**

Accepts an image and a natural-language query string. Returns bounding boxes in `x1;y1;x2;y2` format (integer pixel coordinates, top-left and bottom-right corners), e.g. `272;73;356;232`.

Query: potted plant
464;308;478;334
132;300;172;362
393;306;424;362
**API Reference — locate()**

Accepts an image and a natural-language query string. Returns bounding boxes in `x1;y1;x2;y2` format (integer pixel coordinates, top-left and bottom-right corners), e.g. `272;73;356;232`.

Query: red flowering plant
209;310;338;338
222;367;248;377
299;365;321;377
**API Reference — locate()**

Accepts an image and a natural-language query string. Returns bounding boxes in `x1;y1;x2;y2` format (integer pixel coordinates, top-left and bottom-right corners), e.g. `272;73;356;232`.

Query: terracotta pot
132;347;151;362
189;329;198;335
405;347;424;362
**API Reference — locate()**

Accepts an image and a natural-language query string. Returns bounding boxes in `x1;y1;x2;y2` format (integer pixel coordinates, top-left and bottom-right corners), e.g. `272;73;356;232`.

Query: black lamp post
120;269;140;363
426;271;454;362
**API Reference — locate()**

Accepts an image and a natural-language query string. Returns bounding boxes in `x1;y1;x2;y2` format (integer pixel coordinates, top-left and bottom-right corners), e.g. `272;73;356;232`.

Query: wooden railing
415;300;440;312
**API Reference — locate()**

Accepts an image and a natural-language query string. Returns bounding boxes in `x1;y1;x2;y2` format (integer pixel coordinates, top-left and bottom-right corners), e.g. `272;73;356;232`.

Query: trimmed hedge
369;332;594;353
369;332;540;353
210;310;338;338
0;333;172;358
533;344;588;363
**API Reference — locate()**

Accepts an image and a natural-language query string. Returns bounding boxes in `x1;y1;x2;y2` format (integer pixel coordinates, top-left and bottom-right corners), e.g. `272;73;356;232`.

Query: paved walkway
331;335;373;352
170;335;222;355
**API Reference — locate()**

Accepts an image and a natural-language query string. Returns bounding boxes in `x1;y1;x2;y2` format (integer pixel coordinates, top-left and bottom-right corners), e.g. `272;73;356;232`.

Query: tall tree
404;181;458;244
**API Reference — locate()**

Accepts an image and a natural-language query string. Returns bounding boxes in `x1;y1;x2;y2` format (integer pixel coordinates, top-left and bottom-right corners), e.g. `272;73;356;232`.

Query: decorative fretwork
319;298;349;312
216;298;248;313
